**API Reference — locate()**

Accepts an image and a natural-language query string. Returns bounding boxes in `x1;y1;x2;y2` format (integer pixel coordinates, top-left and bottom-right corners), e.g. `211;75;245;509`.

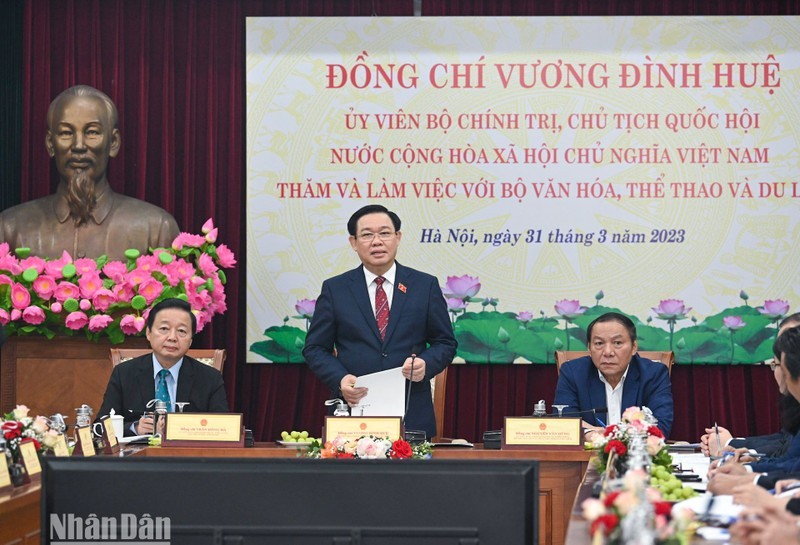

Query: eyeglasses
357;231;397;243
766;358;780;371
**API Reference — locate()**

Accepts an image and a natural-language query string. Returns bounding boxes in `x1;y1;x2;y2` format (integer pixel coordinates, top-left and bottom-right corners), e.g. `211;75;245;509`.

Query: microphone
403;353;416;425
557;407;607;418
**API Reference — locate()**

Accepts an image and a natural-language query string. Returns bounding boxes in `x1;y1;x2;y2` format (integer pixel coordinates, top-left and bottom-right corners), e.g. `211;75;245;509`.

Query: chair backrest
430;367;448;441
554;350;674;376
109;348;226;372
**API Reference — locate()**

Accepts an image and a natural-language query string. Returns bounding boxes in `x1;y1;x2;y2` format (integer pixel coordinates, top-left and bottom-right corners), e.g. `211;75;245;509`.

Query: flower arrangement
306;435;432;460
581;469;694;545
1;405;59;464
591;406;672;475
0;218;236;344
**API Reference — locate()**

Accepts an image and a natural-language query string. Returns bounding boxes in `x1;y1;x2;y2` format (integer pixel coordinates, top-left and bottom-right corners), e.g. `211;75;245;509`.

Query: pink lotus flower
446;298;467;311
11;283;31;309
32;275;57;299
0;308;10;325
757;299;790;319
113;283;136;302
201;218;215;234
22;306;46;325
91;289;116;312
64;311;89;330
295;298;316;318
79;299;91;311
78;272;104;298
73;258;98;275
120;314;146;335
135;255;162;273
102;261;128;283
516;311;534;323
205;228;218;243
137;277;164;304
216;244;236;267
19;256;46;273
53;281;80;302
171;232;205;250
0;274;12;286
88;314;114;332
50;302;62;313
0;254;22;275
198;253;218;277
125;268;151;286
651;299;691;320
554;299;588;319
43;251;73;278
195;310;210;332
166;259;195;281
443;275;481;300
0;242;8;257
10;308;21;320
722;316;746;331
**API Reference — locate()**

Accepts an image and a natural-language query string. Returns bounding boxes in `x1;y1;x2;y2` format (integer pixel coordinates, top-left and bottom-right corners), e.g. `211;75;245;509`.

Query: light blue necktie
156;369;171;411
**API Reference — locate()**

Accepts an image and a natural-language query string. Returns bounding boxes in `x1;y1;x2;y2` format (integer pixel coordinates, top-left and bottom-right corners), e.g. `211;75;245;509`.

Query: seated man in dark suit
553;312;674;438
701;312;800;459
303;204;457;439
97;298;228;436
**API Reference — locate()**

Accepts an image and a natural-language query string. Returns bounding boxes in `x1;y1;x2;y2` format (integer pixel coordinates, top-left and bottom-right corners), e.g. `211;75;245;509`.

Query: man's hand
701;425;732;457
707;471;754;495
402;356;426;382
136;414;154;435
340;374;368;405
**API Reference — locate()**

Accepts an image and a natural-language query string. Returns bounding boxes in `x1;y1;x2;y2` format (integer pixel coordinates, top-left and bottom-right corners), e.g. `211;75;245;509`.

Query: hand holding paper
352;367;405;417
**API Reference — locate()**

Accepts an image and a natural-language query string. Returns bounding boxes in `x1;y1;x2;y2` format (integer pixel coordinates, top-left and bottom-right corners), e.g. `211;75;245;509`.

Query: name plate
0;454;11;491
19;438;42;477
95;416;120;455
73;426;96;457
51;434;70;457
502;417;583;449
162;413;244;447
324;416;402;443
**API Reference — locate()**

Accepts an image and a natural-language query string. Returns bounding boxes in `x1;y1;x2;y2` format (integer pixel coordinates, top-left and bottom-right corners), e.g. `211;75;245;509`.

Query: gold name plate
162;413;244;447
502;417;583;449
324;416;403;443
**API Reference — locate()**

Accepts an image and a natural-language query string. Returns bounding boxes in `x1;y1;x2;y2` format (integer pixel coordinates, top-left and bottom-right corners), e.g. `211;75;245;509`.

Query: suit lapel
588;367;606;415
621;357;641;410
383;263;409;344
348;266;382;342
176;358;194;405
136;356;155;408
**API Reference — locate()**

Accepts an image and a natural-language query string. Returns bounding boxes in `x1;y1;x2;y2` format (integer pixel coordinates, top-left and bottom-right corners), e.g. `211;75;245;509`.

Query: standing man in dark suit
303;204;457;439
553;312;674;438
97;298;228;436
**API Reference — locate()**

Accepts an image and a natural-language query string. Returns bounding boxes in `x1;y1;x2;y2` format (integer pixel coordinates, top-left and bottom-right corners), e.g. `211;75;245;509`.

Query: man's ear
45;131;55;158
109;128;121;158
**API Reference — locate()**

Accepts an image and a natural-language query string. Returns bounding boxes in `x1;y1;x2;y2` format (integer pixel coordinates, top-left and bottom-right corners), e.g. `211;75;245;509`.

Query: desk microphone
558;407;607;418
403;353;416;426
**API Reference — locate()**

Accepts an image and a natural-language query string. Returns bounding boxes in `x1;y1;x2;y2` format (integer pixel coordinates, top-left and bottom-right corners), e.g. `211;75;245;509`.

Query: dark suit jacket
303;263;457;439
97;353;229;436
553;354;674;438
730;432;792;458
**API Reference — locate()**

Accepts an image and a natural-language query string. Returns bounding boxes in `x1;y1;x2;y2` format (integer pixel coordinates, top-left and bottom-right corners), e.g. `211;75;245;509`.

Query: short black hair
587;312;637;342
776;325;800;380
347;204;401;236
780;313;800;328
146;298;196;336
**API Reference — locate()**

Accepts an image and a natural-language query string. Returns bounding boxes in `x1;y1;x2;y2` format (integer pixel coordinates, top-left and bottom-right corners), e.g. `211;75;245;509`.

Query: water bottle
152;400;168;437
532;399;547;416
74;404;93;441
333;402;350;417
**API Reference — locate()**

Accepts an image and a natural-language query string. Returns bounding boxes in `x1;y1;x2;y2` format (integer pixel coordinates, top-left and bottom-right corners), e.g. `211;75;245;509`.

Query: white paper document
352;366;406;417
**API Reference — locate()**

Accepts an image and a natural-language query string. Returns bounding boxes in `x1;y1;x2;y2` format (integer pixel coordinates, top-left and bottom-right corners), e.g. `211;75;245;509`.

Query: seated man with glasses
97;298;229;436
701;313;800;459
303;204;457;440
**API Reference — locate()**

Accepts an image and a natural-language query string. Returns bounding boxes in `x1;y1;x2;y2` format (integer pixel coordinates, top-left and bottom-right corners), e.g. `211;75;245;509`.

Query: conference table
0;443;592;545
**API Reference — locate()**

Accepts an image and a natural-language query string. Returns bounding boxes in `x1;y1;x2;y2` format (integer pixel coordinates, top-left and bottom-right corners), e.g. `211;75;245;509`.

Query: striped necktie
374;276;390;340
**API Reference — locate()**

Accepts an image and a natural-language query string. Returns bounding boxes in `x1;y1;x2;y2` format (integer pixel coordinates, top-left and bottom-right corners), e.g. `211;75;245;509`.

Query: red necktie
375;276;389;340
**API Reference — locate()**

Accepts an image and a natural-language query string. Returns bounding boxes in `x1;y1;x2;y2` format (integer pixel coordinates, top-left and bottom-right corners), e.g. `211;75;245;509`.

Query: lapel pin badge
398;283;407;293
